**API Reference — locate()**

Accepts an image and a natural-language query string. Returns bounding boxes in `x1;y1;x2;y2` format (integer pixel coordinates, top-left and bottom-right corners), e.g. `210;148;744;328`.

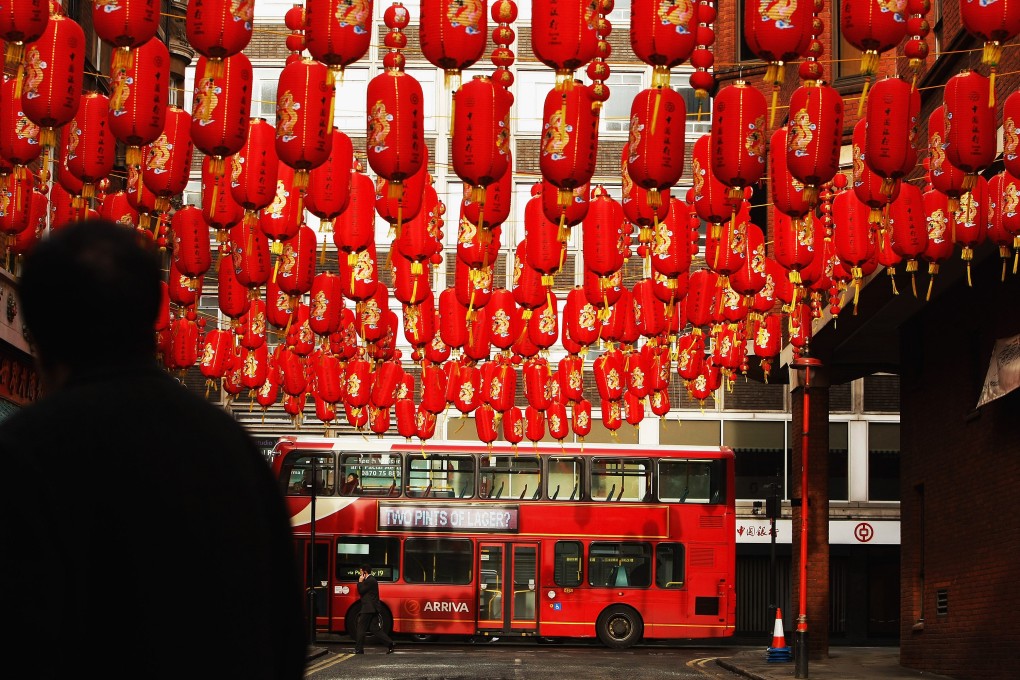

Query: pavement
715;646;958;680
306;643;958;680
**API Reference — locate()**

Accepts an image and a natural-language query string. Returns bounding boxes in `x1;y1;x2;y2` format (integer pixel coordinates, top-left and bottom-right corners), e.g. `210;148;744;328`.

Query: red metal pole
796;363;810;678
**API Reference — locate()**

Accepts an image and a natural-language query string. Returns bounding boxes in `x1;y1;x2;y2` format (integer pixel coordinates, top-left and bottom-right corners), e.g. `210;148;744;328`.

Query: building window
829;422;849;501
832;2;863;80
735;2;760;63
868;422;900;501
727;420;786;501
599;72;643;134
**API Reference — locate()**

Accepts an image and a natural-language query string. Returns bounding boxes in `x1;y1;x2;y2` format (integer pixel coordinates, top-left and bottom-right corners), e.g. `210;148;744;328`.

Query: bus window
658;459;723;503
404;538;472;584
405;454;474;498
283;454;336;496
340;453;402;496
589;542;652;588
655;543;685;589
591;458;650;502
554;541;583;587
479;454;540;500
548;457;582;500
337;536;400;582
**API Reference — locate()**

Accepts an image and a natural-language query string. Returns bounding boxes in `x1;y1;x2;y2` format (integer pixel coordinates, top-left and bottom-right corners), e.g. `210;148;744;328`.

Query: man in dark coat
355;563;395;654
0;220;307;679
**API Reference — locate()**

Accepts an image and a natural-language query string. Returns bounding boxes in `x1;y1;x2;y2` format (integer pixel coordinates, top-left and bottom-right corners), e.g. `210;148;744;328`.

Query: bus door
477;542;539;635
295;538;331;630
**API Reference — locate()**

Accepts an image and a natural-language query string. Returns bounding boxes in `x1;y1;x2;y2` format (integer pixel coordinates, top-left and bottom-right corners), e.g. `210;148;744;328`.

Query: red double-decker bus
271;437;736;648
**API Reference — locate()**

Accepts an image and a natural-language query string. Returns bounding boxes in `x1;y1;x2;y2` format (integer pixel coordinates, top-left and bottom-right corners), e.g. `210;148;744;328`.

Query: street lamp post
792;355;821;679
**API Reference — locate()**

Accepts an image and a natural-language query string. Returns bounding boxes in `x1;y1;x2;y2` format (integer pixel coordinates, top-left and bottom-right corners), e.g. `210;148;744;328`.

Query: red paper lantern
0;172;33;235
626;87;686;208
404;294;437;349
525;405;546;443
191;53;253;177
476;403;499;444
953;176;988;265
770;126;811;219
1003;92;1020;178
650;197;693;280
142;106;194;213
0;78;42;169
840;0;910;75
730;221;767;299
960;0;1020;70
705;203;751;279
0;0;49;72
853;119;898;225
217;251;249;320
452;363;482;414
304;0;373;81
276;57;334;189
306;128;354;230
622;148;670;228
928;106;969;209
453;75;512;199
172;206;212;282
355;283;389;342
582;185;626;277
333;166;376;254
60;92;115;200
456;211;501;269
541;178;589;228
202;155;243;235
786;82;843;204
593;348;625;402
420;0;488;80
464;151;513;229
229;220;271;289
531;0;597;74
943;70;995;181
832;190;877;296
10;188;46;256
774;209;820;286
239;344;269;390
277;225;318;297
185;0;254;78
512;239;547;310
231;118;280;225
21;13;84;148
339;243;380;302
259;162;302;249
692;133;735;226
743;0;812;84
199;329;234;380
502;405;524;445
107;36;169;166
540;79;599;207
710;81;767;200
168;317;200;370
571;398;592;438
630;0;696;74
524;193;566;281
366;69;425;190
92;0;160;70
528;294;559;349
888;181;928;276
392;254;432;306
98;190;139;228
864;76;921;193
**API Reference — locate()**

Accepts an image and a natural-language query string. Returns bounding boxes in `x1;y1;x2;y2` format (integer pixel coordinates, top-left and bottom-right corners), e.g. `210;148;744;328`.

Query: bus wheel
596;605;643;649
411;634;437;642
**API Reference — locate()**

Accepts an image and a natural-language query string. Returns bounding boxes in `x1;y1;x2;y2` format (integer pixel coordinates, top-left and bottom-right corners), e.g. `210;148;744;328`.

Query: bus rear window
404;538;472;584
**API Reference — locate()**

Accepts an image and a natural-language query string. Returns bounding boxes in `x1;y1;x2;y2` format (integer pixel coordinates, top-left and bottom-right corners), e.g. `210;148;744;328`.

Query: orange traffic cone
766;608;792;662
770;608;787;648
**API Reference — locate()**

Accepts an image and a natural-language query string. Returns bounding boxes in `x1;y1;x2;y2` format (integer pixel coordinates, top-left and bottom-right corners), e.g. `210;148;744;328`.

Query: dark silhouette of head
18;219;162;383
